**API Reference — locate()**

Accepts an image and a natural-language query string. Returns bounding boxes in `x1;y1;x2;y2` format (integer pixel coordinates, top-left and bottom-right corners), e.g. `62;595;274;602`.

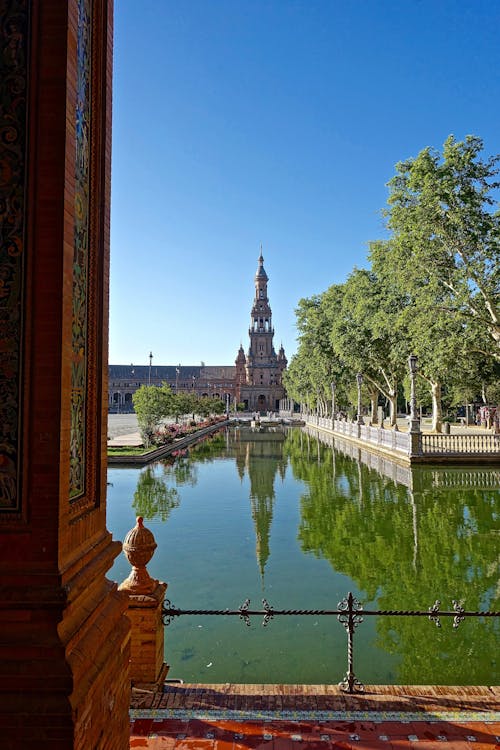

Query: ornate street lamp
408;354;420;433
331;380;336;423
356;372;363;424
148;351;153;386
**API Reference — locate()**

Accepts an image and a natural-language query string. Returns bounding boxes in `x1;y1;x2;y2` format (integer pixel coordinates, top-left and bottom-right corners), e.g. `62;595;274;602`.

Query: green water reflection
107;425;499;685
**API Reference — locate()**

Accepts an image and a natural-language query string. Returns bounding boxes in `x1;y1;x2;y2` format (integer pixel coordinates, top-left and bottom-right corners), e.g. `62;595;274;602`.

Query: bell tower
248;249;274;368
236;248;287;412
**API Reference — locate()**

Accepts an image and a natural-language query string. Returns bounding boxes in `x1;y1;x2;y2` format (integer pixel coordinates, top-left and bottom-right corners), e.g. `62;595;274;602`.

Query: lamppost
175;364;180;392
148;351;153;385
356;372;364;425
331;380;336;427
408;354;420;433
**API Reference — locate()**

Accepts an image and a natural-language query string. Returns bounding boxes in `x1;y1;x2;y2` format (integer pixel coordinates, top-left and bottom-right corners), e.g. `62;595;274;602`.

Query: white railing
421;433;500;454
306;427;500;488
307;415;412;455
304;415;500;459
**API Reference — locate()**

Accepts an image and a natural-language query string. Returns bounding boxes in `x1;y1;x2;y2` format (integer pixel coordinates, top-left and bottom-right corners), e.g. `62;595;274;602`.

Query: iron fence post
338;591;364;693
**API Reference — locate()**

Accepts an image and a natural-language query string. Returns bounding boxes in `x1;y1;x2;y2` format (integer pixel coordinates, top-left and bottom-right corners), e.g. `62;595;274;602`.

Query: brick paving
130;684;500;749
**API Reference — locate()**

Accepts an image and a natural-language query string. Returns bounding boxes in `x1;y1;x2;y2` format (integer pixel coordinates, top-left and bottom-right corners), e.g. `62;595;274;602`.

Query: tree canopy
284;136;500;431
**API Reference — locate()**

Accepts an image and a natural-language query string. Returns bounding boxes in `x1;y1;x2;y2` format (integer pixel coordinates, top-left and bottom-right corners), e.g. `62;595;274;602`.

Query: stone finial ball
122;516;157;569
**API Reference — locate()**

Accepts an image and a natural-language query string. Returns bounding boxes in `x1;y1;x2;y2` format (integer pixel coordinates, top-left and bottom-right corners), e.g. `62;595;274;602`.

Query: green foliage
132;466;180;521
285;429;499;683
384;135;500;359
285;135;499;429
132;384;171;447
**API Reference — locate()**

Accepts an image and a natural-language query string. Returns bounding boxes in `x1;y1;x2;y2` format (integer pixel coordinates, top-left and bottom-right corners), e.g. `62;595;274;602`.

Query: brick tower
236;250;287;412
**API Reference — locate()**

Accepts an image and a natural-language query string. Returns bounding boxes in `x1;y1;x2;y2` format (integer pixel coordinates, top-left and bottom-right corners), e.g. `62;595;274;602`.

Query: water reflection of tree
132;466;180;522
284;429;499;684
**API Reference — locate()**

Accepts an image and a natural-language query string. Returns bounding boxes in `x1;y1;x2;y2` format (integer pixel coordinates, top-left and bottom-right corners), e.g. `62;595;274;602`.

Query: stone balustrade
303;415;500;462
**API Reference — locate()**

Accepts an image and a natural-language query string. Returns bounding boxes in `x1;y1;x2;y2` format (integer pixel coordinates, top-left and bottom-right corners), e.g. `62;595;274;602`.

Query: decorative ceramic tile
70;0;92;500
130;708;500;723
0;0;29;515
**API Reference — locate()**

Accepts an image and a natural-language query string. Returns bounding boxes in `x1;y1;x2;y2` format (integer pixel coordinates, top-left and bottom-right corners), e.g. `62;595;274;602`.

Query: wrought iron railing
162;591;499;693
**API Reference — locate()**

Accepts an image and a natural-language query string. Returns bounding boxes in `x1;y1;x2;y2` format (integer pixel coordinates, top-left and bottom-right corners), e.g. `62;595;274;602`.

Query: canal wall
303;415;500;465
108;420;229;465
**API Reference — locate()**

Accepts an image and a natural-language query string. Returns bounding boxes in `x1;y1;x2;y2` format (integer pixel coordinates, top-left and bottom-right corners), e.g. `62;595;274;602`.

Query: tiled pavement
130;684;500;749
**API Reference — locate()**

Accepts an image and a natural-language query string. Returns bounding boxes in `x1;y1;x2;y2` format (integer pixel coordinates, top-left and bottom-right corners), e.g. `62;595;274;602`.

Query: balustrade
305;416;499;459
421;433;500;454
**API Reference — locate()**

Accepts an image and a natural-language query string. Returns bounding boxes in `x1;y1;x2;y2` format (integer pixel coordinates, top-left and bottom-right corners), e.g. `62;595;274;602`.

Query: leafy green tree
132;384;170;447
330;268;406;426
171;392;193;423
209;397;225;416
384;134;500;359
284;286;348;413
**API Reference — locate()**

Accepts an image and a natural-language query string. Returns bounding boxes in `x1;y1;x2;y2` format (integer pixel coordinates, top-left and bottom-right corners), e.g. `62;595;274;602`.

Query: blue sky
109;0;500;367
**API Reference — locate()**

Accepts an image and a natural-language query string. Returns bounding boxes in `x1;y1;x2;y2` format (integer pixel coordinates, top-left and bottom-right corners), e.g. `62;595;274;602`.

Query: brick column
0;2;131;748
119;518;169;687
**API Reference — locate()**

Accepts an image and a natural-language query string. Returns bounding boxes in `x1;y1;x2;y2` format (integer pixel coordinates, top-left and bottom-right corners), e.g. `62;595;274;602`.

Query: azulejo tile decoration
70;0;92;500
0;0;29;515
130;708;500;723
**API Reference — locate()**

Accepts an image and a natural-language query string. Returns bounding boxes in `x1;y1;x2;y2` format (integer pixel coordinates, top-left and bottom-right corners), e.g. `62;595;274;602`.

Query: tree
384;135;500;359
330;267;406;426
284;287;347;413
371;238;480;431
132;384;170;447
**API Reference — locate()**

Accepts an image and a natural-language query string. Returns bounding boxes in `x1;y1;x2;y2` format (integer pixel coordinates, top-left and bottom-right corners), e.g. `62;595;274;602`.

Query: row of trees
283;136;500;431
132;384;228;447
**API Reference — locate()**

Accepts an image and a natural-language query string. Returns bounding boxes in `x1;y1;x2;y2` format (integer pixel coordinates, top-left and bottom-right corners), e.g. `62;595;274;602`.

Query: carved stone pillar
119;517;169;686
0;2;131;748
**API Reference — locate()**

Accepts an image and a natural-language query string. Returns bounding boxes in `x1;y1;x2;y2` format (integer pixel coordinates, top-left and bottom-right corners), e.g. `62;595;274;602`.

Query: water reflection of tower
246;432;287;582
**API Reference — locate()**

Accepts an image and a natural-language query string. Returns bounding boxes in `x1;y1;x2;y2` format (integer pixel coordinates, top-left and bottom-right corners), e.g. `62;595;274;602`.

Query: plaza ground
130;684;499;749
107;413;490;448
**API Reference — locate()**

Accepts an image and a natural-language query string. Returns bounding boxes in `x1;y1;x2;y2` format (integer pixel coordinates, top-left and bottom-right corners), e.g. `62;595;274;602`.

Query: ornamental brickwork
235;251;287;413
0;2;131;748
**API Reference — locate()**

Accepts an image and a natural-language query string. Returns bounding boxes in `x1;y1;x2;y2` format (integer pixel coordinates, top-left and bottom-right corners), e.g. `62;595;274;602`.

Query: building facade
108;364;237;412
109;252;287;413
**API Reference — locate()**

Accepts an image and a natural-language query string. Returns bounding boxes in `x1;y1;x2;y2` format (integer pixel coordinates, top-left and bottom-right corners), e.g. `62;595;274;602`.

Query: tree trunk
369;386;379;425
388;387;398;427
430;380;443;432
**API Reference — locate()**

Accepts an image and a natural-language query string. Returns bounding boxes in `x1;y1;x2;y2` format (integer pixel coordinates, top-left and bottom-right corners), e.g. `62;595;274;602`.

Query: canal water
107;425;499;686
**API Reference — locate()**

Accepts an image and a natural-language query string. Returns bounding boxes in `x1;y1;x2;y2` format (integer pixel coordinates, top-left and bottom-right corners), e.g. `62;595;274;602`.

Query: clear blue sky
109;0;500;367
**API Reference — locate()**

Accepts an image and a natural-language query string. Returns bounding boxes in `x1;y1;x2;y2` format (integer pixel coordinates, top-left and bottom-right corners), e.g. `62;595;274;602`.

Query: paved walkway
130;684;500;748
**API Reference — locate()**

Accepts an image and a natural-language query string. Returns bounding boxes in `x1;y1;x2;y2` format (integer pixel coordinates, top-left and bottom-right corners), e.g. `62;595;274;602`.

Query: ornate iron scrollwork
428;600;441;628
162;599;180;626
452;600;465;629
339;673;365;693
337;592;364;630
262;598;274;626
238;598;251;626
